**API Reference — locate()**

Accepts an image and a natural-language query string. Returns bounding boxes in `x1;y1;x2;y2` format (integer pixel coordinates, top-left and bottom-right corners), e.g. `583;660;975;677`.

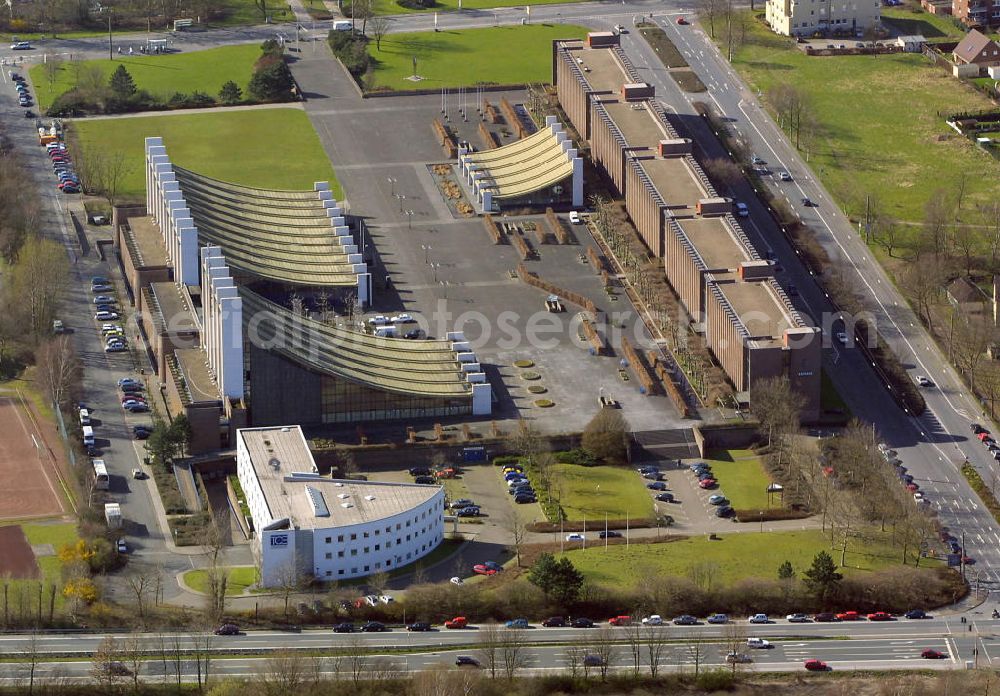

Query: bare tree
90;636;124;691
645;624;670;677
368;570;389;597
500;627;528;680
18;632;42;696
124;573;155;626
274;560;303;618
412;663;482;696
899;253;946;331
205;566;229;624
507;515;527;568
722;622;749;673
369;14;392;51
342;635;367;685
91;150;133;210
35;335;81;410
587;626;618;680
41;55;61;88
922;189;954;258
258;649;320;696
253;0;268;21
475;622;502;679
565;643;587;679
8;236;70;338
622;613;644;676
122;632;143;692
698;0;724;37
686;638;707;677
191;633;214;690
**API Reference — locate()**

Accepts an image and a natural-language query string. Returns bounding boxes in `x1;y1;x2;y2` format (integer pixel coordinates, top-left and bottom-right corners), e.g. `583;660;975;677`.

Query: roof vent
338;493;349;499
305;485;330;517
268;458;281;470
364;495;376;501
334;482;344;487
340;502;353;509
263;439;271;446
281;427;290;432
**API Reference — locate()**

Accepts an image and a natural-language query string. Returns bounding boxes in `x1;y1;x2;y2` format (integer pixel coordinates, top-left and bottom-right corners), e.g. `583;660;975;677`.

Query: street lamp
405;209;414;230
398;194;406;212
432;263;440;282
387;176;397;197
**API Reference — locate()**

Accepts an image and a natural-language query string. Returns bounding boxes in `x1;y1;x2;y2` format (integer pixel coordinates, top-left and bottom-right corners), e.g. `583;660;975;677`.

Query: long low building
553;34;821;419
237;425;445;587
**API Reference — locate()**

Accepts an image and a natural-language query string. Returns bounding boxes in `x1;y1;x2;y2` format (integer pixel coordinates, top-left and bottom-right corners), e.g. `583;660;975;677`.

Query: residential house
953;0;1000;28
953;29;1000;65
765;0;881;36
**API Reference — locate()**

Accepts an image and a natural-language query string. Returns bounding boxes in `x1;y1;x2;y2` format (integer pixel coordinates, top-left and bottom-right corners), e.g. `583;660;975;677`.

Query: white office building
237;425;446;587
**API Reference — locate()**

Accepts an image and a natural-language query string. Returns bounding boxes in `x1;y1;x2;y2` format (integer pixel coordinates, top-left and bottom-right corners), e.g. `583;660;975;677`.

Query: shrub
492;455;522;467
695;669;737;691
219;80;243;104
581;409;628;465
188;91;215;106
168;92;190;106
48;89;91;117
556;448;598;466
327;30;371;78
248;60;295;101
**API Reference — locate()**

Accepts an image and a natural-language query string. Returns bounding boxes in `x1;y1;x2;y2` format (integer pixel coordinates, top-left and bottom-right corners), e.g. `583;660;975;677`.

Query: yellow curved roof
464;128;573;201
172;167;358;288
240;289;474;398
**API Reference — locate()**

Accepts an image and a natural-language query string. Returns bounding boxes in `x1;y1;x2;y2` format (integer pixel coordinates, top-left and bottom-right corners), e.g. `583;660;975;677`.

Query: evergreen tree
803;551;843;604
108;64;137;100
218;80;243;104
527;553;584;605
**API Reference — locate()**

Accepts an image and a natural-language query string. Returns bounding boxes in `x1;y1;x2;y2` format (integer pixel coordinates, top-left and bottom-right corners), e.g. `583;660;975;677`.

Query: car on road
599;530;622;539
455;656;480;667
786;613;810;623
804;659;829;671
801;197;814;206
390;314;413;324
655;492;674;503
542;616;566;627
505;618;529;629
568;211;582;224
779;171;793;181
726;652;753;664
813;612;837;622
407;622;432;631
444;616;468;629
608;615;631;626
214;623;240;636
904;609;928;620
698;478;718;489
835;611;862;621
676;16;687;24
972;423;988;434
105;661;132;676
361;621;388;632
751;155;765;165
332;622;355;633
582;654;605;667
646;481;667;491
116;538;128;554
835;332;849;345
915;375;933;387
921;648;946;659
10;41;32;50
748;614;770;624
571;617;595;628
708;495;728;506
707;613;729;624
867;612;893;622
566;533;585;542
735;202;749;217
641;615;664;626
673;615;698;625
747;637;772;649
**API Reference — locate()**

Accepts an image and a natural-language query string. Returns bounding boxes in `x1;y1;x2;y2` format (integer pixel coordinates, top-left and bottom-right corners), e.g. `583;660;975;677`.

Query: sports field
0;395;70;520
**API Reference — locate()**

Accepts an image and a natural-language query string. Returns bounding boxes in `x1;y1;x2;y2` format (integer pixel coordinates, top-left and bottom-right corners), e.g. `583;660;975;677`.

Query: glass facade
319;374;471;424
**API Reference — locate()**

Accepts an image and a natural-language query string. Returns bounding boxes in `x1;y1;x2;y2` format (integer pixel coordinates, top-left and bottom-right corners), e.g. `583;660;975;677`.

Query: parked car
716;506;735;518
673;615;698;625
571;617;595;628
514;493;537;504
449;499;476;509
472;565;497;576
813;612;837;622
455;506;480;517
413;476;436;485
444;616;468;629
541;616;566;627
214;623;240;636
698;478;718;489
655;492;674;503
407;622;432;631
786;613;810;623
867;612;894;622
95;311;119;321
608;615;631;626
836;611;862;621
748;614;770;624
641;615;664;626
408;467;431;477
708;495;728;506
646;481;667;491
905;609;928;620
361;621;388;632
707;613;729;624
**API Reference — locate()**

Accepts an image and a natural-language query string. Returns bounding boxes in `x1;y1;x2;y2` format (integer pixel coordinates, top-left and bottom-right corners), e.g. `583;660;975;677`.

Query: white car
367;315;390;326
10;41;32;50
748;614;770;624
641;615;664;626
450;576;464;586
735;202;749;217
364;595;378;607
914;492;928;504
391;314;414;324
746;637;772;649
568;211;582;224
916;376;933;388
95;311;119;321
779;171;793;182
565;533;585;542
379;594;394;604
116;538;128;553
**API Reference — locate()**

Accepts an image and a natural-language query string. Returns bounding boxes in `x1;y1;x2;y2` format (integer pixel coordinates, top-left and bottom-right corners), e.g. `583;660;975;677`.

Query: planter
534;399;555;408
521;371;541;381
514;359;535;368
527;385;547;394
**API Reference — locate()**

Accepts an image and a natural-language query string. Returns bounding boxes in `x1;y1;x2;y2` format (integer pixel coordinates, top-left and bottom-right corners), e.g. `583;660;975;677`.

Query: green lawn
216;0;294;25
723;14;1000;228
880;7;965;40
552;464;654;521
14;522;80;612
72;108;341;202
702;449;773;510
29;44;261;113
561;529;942;587
351;0;589;15
182;566;259;596
369;24;589;91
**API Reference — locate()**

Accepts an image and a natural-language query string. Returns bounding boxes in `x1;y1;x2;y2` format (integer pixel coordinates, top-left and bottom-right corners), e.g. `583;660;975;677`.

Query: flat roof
126;216;169;268
638;156;705;208
173;347;221;404
150;282;198;333
240;426;440;529
710;276;793;347
678;218;749;271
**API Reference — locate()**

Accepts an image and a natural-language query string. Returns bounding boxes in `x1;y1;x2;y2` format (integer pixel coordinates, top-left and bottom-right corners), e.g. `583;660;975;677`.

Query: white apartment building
236;425;445;587
765;0;881;36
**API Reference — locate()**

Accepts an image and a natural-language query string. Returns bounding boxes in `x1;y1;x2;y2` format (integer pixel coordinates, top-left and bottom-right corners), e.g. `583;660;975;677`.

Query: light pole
432;263;440;282
387;177;397;197
422;245;431;264
405;209;414;230
398;194;406;212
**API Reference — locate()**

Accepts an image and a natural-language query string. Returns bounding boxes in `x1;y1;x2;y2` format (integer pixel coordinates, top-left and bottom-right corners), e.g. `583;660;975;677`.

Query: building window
351;549;358;556
325;552;332;560
375;544;381;551
326;571;332;576
325;537;332;544
376;562;381;569
338;551;345;558
351;567;357;574
350;533;357;541
338;569;345;576
406;534;411;541
385;526;391;533
386;559;392;566
338;535;344;542
364;547;370;553
406;520;411;528
397;538;402;545
364;565;370;572
396;524;401;531
374;529;380;536
386;541;392;548
364;532;369;538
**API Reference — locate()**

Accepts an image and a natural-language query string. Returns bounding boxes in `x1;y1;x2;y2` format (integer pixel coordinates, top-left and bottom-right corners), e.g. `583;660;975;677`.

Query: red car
698;478;717;489
835;611;861;621
963;556;976;565
472;564;497;576
608;615;631;626
676;16;687;24
804;659;829;671
921;648;946;659
867;612;893;622
444;616;467;629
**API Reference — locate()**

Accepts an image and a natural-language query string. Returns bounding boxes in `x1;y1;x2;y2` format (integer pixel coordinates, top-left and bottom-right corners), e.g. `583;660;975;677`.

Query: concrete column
161;189;182;254
482;190;493;213
177;225;199;286
572;155;584;208
347;253;362;264
472;382;492;415
314;181;330;192
317;190;333;201
167;202;188;265
217;288;243;399
446;332;465;341
357;273;371;308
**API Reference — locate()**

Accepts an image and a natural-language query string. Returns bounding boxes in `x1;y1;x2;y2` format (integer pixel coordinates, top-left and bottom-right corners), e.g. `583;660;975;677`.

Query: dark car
333;622;355;633
407;622;432;632
133;426;151;440
647;481;667;491
455;656;480;667
904;609;928;620
642;471;663;481
514;493;537;504
214;623;240;636
921;648;946;659
716;506;734;518
361;621;388;632
599;530;622;539
455;506;480;517
571;617;595;628
408;467;431;477
655;492;674;503
813;612;837;622
801;197;814;207
542;616;566;627
414;476;436;485
484;561;503;571
673;615;698;625
697;471;715;481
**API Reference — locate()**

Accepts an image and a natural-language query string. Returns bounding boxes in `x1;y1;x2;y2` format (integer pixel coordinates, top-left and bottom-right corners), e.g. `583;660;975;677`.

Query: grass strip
961;463;1000;523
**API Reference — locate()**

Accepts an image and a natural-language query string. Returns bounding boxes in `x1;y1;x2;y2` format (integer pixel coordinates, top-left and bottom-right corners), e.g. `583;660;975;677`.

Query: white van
374;326;397;338
333;20;353;31
79;408;91;426
82;425;95;447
